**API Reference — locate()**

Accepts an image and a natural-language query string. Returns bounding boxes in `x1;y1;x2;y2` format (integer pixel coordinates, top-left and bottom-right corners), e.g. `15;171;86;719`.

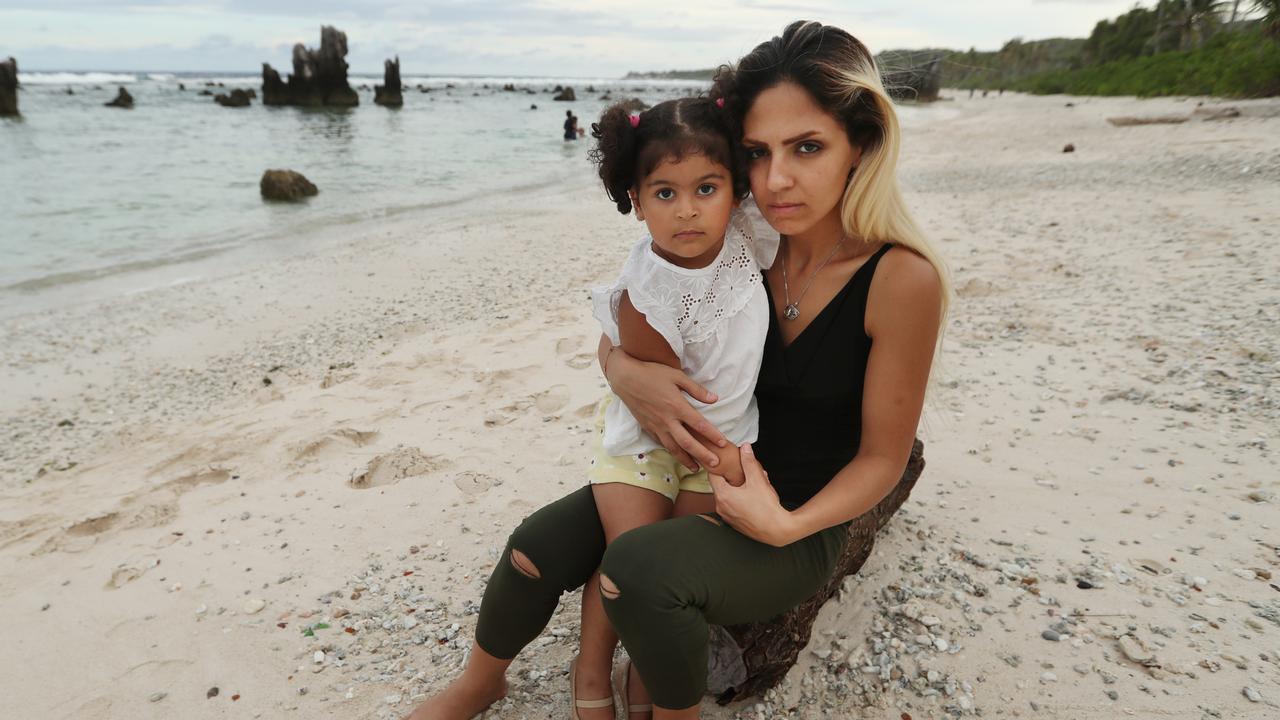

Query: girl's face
741;81;861;237
631;152;738;269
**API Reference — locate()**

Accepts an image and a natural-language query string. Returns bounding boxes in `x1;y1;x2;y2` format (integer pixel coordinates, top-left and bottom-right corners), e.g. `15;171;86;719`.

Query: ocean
0;71;932;317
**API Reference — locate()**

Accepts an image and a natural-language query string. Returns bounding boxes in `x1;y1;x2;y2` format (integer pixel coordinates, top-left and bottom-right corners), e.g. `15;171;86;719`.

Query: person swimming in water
565;110;585;140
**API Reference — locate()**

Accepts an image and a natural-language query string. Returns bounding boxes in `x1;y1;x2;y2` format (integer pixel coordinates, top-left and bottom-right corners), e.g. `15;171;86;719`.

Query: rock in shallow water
260;170;318;202
104;86;133;109
262;26;358;107
215;89;252;107
374;56;403;108
0;57;18;116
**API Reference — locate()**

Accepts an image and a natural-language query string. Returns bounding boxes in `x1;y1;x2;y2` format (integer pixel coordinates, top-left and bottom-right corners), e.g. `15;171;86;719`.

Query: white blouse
591;205;780;457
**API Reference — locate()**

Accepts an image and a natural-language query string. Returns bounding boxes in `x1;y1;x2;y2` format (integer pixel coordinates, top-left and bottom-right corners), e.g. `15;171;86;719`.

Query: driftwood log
706;438;926;703
0;57;17;117
1106;115;1188;127
880;55;942;102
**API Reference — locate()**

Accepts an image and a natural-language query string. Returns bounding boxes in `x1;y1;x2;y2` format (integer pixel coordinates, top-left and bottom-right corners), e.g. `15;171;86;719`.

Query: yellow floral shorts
587;397;712;502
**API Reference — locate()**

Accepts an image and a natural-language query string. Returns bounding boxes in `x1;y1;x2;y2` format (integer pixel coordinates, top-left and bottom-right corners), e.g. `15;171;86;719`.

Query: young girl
569;97;778;719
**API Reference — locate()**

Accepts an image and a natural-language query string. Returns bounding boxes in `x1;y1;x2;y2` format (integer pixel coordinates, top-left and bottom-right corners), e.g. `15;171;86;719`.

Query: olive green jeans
475;486;849;709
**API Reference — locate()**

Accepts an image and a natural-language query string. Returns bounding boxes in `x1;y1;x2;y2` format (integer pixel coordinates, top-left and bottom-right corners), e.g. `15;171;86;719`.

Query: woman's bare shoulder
867;244;942;336
878;244;940;288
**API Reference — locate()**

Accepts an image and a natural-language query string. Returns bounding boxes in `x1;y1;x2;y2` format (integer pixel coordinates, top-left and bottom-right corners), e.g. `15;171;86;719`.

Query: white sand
1;92;1278;720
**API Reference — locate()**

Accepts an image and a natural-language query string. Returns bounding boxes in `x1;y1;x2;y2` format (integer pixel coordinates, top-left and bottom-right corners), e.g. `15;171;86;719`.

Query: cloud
0;0;1154;74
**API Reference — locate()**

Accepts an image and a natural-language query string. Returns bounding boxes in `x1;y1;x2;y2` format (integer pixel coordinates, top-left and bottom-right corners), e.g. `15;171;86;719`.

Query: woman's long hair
712;20;952;323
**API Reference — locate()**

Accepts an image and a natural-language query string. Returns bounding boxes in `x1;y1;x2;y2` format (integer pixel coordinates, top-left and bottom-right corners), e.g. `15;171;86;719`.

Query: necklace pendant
783;303;800;321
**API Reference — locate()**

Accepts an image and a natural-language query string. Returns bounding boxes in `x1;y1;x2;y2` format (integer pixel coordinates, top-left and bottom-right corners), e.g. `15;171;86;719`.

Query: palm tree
1175;0;1226;49
1151;0;1182;53
1252;0;1280;36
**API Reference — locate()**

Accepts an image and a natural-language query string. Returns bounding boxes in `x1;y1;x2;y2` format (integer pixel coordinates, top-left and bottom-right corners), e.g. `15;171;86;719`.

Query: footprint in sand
473;365;539;392
534;384;571;414
956;277;998;298
348;446;446;489
148;442;236;478
484;406;523;427
453;471;495;497
555;336;585;356
553;335;597;369
291;428;380;464
320;368;356;388
35;469;231;555
31;512;122;555
0;514;59;552
486;385;571;425
66;512;121;538
106;555;160;589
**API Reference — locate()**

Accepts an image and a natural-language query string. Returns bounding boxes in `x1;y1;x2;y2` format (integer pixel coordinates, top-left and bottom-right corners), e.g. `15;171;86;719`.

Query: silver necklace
779;236;844;321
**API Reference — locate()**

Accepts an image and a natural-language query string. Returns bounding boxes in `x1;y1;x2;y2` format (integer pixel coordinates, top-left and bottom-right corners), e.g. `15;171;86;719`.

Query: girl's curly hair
589;97;748;215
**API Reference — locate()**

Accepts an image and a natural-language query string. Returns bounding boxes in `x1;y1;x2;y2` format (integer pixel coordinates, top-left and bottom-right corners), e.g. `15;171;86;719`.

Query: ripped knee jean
474;487;848;710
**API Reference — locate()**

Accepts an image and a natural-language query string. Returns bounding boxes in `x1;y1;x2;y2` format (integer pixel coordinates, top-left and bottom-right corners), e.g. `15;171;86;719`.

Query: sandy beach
2;91;1278;719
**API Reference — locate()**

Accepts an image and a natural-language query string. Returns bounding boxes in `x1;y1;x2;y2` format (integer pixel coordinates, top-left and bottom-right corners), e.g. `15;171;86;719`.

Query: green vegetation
925;38;1086;90
1012;27;1280;97
625;2;1280;98
949;2;1279;98
622;69;714;80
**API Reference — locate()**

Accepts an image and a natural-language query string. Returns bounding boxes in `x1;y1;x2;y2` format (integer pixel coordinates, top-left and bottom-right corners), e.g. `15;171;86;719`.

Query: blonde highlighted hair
711;20;952;324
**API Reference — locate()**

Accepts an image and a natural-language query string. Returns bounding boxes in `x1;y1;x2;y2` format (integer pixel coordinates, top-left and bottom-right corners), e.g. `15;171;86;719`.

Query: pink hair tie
628;113;640;128
715;97;725;108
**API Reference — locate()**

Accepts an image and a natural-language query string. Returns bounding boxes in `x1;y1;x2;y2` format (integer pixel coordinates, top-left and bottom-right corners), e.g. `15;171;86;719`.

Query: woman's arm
709;248;942;545
601;293;742;479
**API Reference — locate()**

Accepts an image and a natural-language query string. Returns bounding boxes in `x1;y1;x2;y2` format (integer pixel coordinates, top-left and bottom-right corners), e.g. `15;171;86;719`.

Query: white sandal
570;657;616;719
611;660;653;719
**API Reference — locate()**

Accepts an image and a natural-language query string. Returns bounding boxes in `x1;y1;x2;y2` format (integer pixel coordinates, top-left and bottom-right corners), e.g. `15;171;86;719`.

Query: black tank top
753;243;893;509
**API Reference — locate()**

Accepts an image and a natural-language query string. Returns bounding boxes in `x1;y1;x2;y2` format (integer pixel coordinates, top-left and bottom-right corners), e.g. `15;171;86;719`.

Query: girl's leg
600;514;849;715
404;486;607;720
672;490;717;518
616;490;718;718
575;483;674;720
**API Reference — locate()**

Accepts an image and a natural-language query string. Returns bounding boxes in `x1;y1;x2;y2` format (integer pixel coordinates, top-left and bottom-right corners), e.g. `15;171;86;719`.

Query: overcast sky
2;0;1153;75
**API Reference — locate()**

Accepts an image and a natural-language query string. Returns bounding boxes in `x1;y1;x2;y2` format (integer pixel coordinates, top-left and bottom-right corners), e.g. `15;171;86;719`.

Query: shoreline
0;169;619;478
0;160;585;319
2;92;1278;719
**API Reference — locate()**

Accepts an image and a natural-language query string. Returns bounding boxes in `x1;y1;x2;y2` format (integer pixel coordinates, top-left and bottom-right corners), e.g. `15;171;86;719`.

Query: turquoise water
0;71;707;313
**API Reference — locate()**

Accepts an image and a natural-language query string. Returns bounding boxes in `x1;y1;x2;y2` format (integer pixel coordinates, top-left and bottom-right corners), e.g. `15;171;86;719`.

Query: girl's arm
598;335;725;474
708;248;942;545
607;293;745;484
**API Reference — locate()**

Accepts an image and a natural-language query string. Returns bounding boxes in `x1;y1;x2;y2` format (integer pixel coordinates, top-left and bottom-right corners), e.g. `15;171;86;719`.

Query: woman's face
742;81;861;237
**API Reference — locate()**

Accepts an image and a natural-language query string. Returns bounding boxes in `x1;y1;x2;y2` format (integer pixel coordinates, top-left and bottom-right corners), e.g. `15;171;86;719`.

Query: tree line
936;1;1279;97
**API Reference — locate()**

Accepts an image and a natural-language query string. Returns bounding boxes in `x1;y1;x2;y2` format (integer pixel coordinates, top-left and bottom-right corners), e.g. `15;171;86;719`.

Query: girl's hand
606;348;728;471
707;443;801;547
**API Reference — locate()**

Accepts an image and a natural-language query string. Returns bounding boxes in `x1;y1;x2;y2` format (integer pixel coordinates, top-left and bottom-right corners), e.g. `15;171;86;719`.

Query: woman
406;20;949;720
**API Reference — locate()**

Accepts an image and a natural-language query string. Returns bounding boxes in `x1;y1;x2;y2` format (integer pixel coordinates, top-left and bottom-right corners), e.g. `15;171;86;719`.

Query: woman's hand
606;347;728;471
708;443;802;547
